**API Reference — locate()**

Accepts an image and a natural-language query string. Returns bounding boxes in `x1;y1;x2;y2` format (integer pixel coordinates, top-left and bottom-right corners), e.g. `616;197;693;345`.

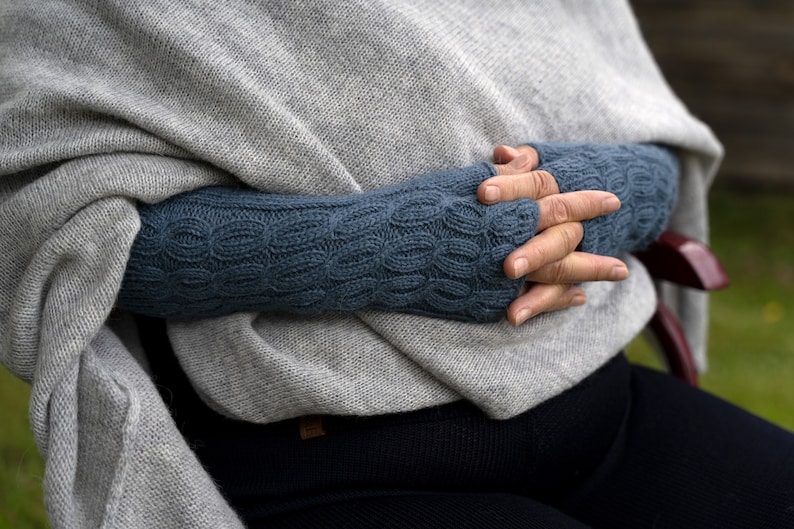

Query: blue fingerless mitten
529;143;679;256
119;162;539;322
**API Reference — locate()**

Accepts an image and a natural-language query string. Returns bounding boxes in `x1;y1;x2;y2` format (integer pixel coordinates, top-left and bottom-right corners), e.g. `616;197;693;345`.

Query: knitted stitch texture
531;143;679;257
120;143;674;322
0;2;723;527
119;163;538;322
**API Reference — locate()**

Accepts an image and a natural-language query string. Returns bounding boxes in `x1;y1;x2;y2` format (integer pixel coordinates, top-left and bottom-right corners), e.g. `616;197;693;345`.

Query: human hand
479;145;629;325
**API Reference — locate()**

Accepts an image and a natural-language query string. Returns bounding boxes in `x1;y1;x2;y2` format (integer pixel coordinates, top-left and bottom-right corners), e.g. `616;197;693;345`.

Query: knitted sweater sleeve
118;163;539;322
529;143;680;256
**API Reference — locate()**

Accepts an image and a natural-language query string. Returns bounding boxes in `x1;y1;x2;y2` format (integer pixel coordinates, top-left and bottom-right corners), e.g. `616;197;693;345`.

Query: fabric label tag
299;416;326;440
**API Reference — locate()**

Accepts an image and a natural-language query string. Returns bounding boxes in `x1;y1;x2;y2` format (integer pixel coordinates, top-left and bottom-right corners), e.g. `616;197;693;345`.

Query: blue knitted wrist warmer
119;162;539;322
529;143;679;256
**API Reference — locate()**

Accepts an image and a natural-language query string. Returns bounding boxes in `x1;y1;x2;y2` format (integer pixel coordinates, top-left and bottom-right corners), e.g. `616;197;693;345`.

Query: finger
492;153;539;176
505;222;584;279
507;283;585;325
535;190;621;232
493;144;540;167
524;252;629;284
478;169;560;204
493;145;520;164
543;285;588;312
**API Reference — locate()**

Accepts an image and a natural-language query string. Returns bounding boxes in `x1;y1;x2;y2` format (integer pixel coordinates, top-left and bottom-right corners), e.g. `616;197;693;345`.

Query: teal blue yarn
531;143;679;257
119;163;538;321
120;144;678;322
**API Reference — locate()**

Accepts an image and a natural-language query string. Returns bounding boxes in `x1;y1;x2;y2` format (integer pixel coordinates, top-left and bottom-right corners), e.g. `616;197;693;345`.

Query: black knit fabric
139;315;794;528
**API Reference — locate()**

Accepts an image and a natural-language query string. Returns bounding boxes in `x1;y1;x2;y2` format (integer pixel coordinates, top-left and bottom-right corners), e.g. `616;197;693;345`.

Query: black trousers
139;317;794;528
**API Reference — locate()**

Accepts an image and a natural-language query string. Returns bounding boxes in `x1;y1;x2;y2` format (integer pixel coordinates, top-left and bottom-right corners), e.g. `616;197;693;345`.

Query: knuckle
597;259;617;281
510;175;532;198
568;222;584;245
493;163;511;176
571;196;592;220
550;283;571;302
517;145;540;166
588;260;606;281
558;259;578;283
546;262;568;284
560;259;577;283
557;224;579;251
493;146;506;164
509;176;523;196
549;197;570;225
584;260;604;281
528;242;550;268
557;288;575;305
516;145;534;155
535;170;559;196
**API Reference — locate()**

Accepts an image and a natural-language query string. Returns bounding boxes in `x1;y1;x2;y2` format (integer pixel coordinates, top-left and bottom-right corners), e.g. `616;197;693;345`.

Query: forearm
119;163;539;322
528;142;679;256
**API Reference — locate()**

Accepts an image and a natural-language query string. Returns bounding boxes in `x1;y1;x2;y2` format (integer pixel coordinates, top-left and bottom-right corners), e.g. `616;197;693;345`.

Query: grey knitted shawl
0;1;721;527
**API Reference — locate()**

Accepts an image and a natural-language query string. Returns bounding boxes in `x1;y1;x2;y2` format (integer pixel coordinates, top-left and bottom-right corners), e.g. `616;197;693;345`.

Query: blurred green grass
697;184;794;430
1;183;793;529
0;370;47;529
629;183;794;432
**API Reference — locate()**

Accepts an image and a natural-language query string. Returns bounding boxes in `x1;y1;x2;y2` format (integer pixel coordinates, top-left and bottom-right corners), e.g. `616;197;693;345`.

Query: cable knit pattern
119;162;538;322
531;143;679;257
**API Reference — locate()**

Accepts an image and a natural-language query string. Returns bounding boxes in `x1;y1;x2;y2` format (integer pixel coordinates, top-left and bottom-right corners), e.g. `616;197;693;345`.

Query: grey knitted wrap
0;1;721;527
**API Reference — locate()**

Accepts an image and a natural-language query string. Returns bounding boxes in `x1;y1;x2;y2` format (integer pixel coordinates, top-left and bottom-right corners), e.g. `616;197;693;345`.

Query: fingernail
610;264;629;280
484;185;500;202
509;154;530;170
571;293;587;306
513;258;529;277
602;196;621;211
516;308;531;324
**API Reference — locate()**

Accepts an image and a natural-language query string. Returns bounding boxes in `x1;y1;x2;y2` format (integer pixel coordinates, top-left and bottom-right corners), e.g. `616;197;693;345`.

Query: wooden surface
632;0;794;187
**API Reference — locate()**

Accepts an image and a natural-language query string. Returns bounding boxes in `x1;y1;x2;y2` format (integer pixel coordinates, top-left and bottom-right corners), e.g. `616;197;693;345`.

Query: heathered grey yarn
0;1;721;527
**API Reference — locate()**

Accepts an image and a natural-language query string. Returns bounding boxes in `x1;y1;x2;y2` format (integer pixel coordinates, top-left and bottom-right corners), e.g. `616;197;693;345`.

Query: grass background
1;183;793;528
627;184;794;434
